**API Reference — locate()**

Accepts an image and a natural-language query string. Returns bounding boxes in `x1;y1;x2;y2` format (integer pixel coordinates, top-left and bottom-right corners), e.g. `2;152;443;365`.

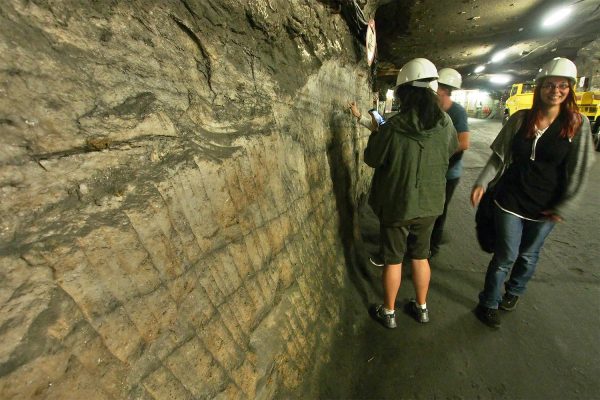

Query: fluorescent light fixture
542;6;572;28
474;65;486;73
491;51;507;63
490;74;511;84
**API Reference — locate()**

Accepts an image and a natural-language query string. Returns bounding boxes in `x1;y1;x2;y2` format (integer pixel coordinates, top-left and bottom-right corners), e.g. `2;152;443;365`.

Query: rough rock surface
0;1;372;398
577;37;600;91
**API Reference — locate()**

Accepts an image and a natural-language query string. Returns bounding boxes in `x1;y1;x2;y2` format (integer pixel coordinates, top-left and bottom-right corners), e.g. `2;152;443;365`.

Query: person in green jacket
349;58;458;328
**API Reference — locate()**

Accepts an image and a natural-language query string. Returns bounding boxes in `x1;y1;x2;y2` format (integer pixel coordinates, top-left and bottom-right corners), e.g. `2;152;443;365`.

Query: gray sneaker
371;304;397;329
408;299;430;323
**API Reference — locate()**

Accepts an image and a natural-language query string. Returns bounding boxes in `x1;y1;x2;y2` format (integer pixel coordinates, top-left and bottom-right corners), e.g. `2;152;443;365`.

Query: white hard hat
438;68;462;89
396;58;439;88
429;80;439;92
535;57;577;83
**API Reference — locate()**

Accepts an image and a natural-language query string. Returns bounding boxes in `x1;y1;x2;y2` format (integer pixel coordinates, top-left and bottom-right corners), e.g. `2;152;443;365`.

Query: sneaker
499;293;519;311
475;305;501;328
407;299;429;323
369;256;384;267
370;304;396;329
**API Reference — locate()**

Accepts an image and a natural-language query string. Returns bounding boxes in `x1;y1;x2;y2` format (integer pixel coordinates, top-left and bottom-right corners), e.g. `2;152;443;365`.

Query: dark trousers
430;177;460;250
479;205;555;308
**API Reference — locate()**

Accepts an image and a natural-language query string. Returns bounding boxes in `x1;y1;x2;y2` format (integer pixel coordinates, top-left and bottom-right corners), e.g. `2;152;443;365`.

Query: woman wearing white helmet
348;58;458;328
470;57;594;328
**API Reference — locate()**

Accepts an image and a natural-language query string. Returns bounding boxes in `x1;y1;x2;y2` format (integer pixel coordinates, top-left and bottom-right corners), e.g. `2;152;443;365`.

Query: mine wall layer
0;1;372;399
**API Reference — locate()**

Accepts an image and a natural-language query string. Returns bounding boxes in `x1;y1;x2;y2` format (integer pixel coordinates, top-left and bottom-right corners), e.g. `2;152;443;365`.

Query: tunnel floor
315;118;600;399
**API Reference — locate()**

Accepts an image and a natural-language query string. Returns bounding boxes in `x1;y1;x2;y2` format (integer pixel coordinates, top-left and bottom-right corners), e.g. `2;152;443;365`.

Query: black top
495;114;572;219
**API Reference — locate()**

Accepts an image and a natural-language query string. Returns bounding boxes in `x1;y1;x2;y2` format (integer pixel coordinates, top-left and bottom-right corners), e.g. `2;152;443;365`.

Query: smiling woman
539;77;571;108
470;57;595;328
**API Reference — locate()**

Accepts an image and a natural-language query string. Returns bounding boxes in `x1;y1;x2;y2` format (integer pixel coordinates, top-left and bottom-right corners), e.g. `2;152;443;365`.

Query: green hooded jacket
364;110;458;225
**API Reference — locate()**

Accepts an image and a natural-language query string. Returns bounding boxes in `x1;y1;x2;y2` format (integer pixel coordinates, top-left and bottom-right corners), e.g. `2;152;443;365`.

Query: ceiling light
491;51;507;63
541;6;572;28
474;65;486;73
490;74;512;84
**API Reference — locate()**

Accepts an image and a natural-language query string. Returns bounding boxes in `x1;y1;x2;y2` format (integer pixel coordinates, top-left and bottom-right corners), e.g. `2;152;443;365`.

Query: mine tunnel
1;1;599;399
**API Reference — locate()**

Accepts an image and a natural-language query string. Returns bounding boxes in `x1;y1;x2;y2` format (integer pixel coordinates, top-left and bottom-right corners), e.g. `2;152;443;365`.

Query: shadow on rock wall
326;111;375;308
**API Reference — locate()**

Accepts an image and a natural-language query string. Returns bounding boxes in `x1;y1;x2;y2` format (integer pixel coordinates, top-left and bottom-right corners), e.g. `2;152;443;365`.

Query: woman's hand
541;211;563;222
348;101;361;119
471;185;485;207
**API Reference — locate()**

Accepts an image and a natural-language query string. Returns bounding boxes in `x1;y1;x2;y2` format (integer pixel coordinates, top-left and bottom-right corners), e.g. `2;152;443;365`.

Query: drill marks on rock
122;207;247;393
132;155;273;340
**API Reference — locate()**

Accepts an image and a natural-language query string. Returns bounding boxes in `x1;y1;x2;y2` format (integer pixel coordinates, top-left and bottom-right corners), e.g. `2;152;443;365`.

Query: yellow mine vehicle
502;82;536;125
577;90;600;132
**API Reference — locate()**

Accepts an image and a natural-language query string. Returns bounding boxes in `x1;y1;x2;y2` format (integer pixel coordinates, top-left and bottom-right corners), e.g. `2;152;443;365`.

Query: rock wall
576;38;600;90
0;1;373;398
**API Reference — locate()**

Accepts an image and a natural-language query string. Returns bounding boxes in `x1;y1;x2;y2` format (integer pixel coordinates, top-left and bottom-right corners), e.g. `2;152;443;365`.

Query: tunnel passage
3;1;598;399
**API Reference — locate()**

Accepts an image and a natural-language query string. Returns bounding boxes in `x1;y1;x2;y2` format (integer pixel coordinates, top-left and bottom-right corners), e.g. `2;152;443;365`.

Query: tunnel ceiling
366;0;600;90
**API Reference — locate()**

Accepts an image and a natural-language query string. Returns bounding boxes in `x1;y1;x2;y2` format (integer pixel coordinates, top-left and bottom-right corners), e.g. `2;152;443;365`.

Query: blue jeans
478;205;555;309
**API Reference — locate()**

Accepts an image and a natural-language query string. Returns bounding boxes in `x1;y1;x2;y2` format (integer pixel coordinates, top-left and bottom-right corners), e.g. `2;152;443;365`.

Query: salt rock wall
576;38;600;90
0;1;372;399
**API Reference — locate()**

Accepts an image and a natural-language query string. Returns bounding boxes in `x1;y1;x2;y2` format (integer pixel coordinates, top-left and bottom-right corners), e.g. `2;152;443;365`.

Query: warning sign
366;19;377;66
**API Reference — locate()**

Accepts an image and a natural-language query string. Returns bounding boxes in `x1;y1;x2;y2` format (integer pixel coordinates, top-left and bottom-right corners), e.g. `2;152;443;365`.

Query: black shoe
370;304;397;329
406;299;429;323
475;305;501;328
499;293;519;311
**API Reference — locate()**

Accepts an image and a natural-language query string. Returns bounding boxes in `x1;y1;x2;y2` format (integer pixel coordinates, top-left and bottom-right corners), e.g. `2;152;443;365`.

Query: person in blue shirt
429;68;470;257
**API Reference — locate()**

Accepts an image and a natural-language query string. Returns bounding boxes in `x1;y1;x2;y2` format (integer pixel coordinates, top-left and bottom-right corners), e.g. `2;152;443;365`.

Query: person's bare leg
411;259;431;305
382;263;402;310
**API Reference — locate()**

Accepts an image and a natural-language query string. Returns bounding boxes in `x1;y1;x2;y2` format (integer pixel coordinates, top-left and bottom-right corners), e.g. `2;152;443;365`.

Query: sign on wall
366;19;377;66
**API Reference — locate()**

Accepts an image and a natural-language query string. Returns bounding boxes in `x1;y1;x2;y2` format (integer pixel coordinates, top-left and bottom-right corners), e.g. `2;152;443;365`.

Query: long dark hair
395;82;444;130
523;77;581;139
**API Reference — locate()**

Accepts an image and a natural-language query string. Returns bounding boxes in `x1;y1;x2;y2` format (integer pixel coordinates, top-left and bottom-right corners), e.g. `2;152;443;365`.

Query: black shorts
380;216;437;264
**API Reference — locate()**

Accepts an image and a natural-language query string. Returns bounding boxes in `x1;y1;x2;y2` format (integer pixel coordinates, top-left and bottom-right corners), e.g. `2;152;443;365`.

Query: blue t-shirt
446;102;469;179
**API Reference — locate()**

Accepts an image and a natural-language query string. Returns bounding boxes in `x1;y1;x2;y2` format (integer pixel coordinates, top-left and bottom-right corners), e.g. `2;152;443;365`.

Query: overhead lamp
474;65;486;73
541;6;572;28
490;74;511;84
491;51;507;63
